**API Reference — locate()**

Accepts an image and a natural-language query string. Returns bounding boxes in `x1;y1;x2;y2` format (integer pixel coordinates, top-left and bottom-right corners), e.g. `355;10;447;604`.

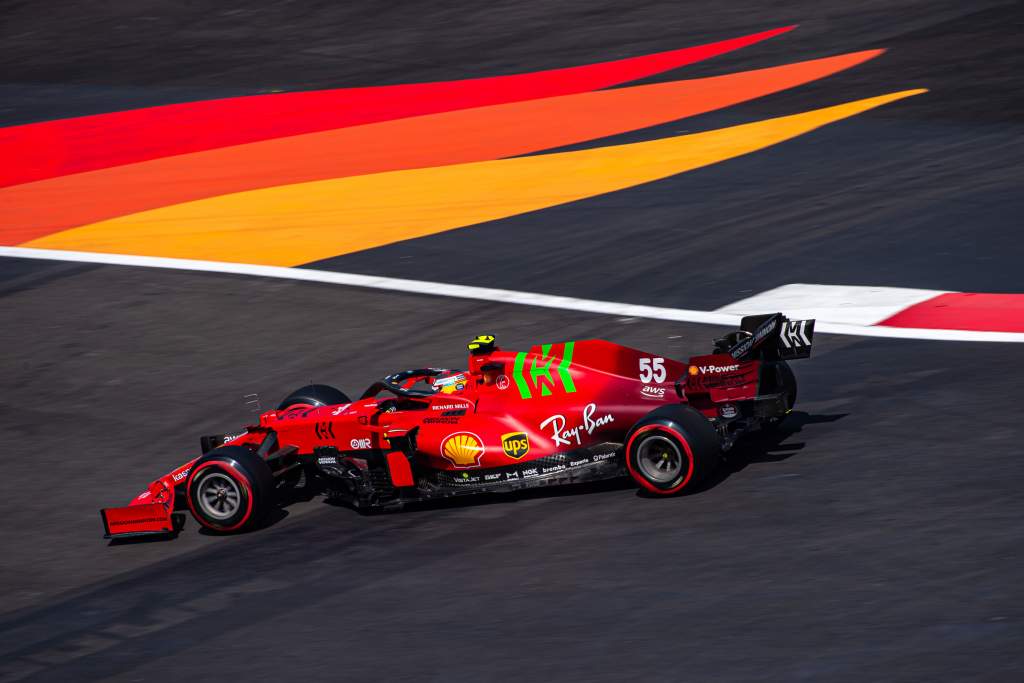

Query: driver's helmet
431;370;469;395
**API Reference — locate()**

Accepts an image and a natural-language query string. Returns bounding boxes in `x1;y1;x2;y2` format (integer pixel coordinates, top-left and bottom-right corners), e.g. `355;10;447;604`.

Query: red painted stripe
2;50;876;246
0;26;793;187
878;293;1024;333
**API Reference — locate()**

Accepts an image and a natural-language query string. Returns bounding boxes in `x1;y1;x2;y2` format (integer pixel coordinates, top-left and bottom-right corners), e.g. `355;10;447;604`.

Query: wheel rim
196;471;242;520
636;435;685;484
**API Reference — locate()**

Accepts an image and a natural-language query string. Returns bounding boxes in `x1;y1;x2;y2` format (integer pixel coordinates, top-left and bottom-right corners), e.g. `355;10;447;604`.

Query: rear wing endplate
729;313;815;362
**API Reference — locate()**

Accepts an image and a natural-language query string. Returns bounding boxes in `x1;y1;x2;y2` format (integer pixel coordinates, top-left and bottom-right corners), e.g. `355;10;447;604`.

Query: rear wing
719;312;815;362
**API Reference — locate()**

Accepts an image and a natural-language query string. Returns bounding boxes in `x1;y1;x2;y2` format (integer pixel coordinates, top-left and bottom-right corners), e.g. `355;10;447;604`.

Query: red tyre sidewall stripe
187;460;255;532
626;424;695;495
277;403;317;416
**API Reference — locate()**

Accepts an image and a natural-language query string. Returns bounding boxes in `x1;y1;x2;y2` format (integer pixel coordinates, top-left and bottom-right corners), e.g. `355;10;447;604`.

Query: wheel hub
636;434;685;483
197;471;242;520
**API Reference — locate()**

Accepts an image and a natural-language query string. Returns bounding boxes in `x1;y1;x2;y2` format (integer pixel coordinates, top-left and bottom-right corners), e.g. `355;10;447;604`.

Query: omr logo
511;341;576;399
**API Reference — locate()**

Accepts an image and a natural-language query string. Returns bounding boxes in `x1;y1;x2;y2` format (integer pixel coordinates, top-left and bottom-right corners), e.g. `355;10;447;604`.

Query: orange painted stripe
0;51;882;245
23;90;925;267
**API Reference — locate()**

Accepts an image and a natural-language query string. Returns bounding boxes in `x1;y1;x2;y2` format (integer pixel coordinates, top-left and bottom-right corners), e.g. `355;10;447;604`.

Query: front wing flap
100;503;180;538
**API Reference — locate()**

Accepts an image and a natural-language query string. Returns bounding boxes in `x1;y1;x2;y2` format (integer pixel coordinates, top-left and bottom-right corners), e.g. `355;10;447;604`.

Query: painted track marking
0;26;794;188
717;283;950;325
22;91;924;266
1;51;881;245
3;247;1022;343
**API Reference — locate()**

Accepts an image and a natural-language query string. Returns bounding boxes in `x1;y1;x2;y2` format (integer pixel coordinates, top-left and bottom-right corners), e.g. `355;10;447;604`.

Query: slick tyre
626;405;721;495
771;361;797;409
763;362;797;432
187;446;275;533
277;383;351;410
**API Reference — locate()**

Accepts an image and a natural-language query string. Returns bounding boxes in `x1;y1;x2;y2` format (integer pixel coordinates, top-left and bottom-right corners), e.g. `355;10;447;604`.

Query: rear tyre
763;362;797;432
626;405;721;495
187;446;275;533
776;361;797;409
277;383;351;410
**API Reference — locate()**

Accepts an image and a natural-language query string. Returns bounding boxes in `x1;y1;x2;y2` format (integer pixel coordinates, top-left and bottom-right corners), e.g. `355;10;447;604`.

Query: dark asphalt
310;1;1024;304
1;1;1023;681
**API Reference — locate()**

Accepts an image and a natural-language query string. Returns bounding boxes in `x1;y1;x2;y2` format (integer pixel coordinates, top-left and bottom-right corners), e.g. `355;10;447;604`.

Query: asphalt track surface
2;1;1023;681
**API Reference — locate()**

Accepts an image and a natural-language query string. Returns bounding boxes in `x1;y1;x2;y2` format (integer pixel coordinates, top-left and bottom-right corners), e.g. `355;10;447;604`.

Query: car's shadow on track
312;410;847;516
189;474;320;537
677;411;848;497
108;531;182;545
319;472;639;518
395;476;640;515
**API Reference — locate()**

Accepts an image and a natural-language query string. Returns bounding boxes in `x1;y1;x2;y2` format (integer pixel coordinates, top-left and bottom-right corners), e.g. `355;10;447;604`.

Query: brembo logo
698;364;741;374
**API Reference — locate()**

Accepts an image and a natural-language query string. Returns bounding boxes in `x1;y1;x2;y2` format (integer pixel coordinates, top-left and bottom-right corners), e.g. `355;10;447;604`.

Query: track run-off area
1;1;1023;681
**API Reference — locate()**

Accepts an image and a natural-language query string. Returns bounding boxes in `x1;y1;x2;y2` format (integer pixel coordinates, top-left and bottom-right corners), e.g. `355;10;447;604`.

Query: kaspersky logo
511;341;576;399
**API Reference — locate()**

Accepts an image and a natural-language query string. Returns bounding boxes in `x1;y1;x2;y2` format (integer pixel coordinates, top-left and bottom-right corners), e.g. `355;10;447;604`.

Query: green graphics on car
511;341;576;399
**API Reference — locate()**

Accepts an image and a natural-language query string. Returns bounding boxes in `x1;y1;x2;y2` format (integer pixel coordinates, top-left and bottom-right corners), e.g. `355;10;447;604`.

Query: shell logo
441;432;485;468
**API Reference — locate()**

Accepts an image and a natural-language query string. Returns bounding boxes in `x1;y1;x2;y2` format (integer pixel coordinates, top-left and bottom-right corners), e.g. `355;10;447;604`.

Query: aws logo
502;432;531;459
441;432;485;468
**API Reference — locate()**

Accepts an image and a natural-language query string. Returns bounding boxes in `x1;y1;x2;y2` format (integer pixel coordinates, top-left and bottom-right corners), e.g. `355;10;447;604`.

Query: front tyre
626;405;721;495
277;383;351;411
187;446;275;533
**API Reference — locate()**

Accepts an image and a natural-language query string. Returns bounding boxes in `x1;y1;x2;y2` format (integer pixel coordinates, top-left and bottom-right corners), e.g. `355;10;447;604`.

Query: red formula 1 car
100;313;815;539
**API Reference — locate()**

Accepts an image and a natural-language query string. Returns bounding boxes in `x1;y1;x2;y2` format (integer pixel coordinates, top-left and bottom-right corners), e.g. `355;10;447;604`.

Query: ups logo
501;432;530;459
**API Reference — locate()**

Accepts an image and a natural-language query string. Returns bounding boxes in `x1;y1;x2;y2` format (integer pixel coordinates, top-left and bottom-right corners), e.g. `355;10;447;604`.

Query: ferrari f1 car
101;313;814;539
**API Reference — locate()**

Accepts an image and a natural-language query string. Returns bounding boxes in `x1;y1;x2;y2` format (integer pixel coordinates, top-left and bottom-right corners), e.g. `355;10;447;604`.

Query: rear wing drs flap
726;312;815;362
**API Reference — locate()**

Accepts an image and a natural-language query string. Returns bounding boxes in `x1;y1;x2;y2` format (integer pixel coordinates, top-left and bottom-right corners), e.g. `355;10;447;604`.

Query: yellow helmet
467;334;496;355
